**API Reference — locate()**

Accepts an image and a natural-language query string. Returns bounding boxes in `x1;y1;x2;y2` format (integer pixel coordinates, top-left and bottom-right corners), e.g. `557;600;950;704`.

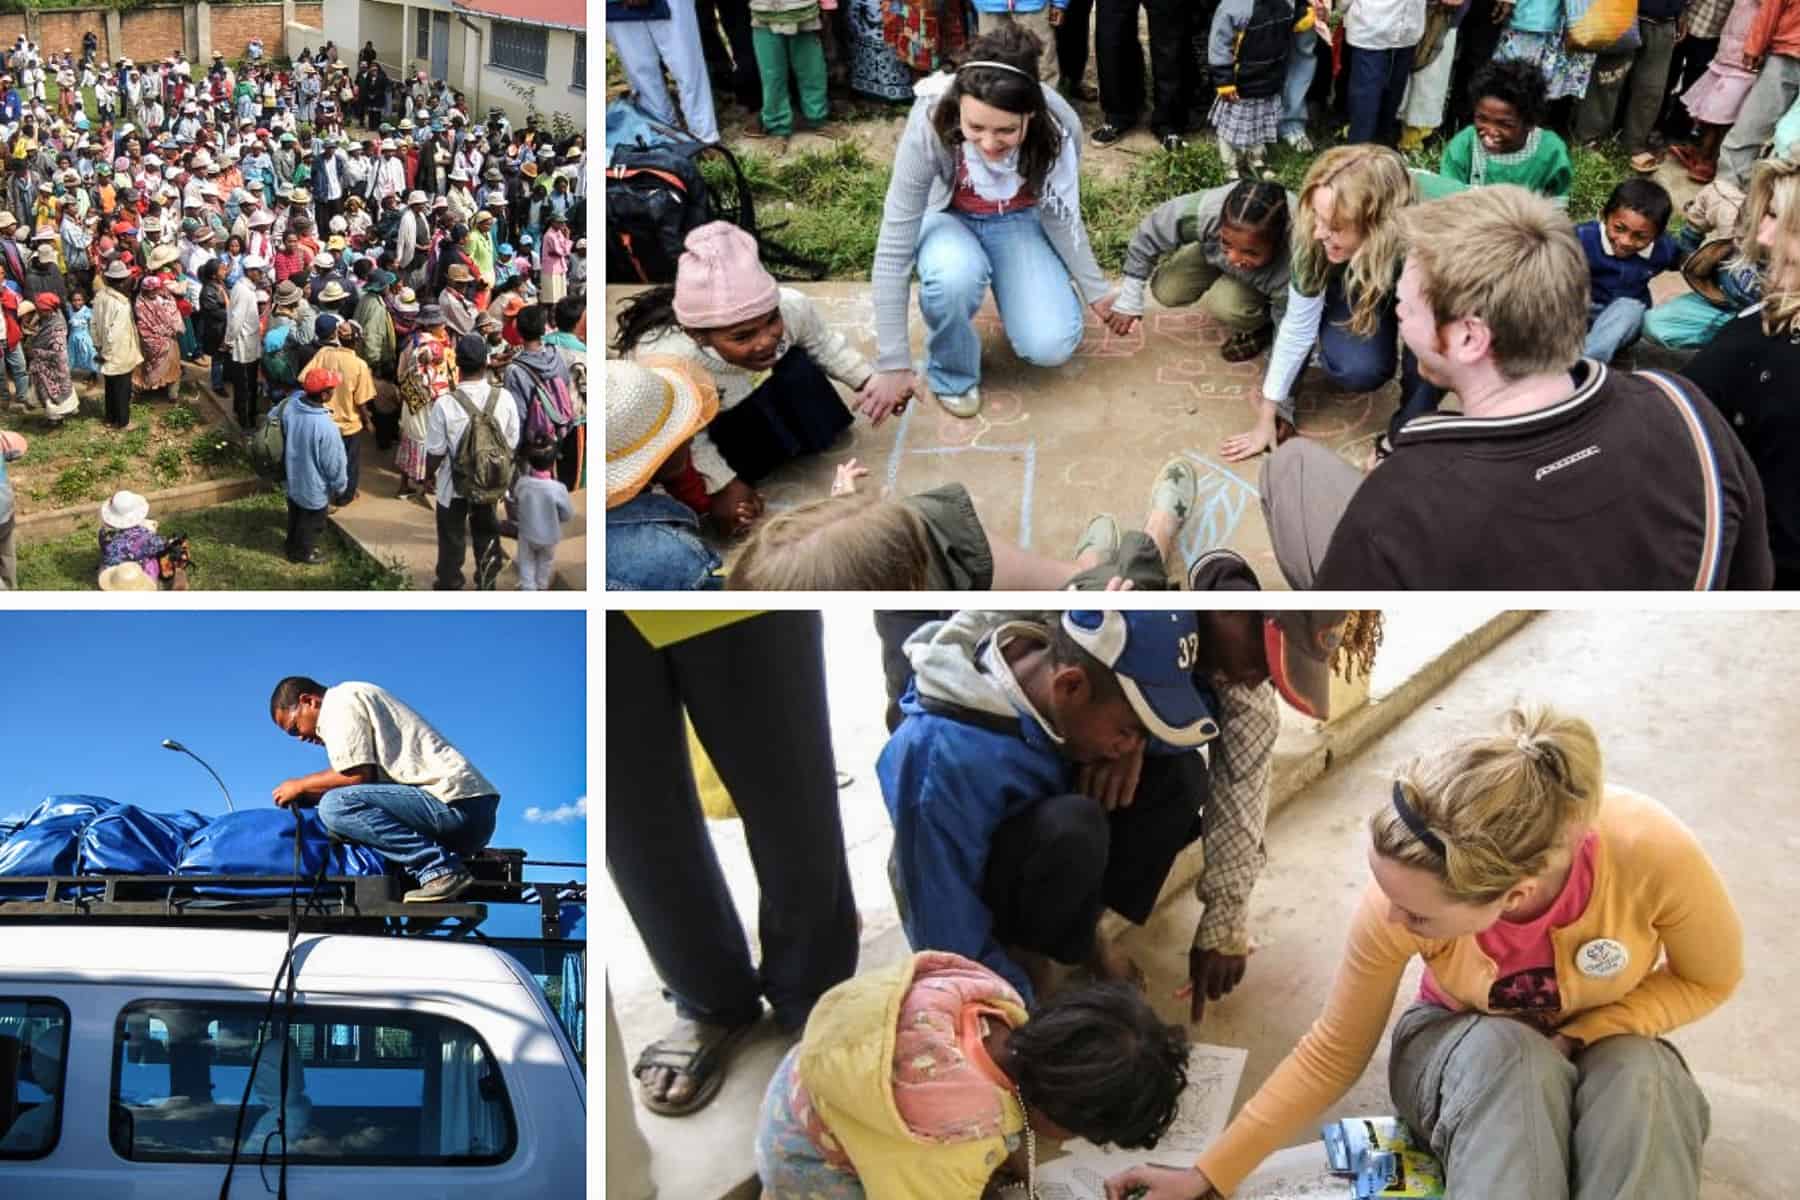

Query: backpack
517;359;579;445
451;385;515;503
604;140;741;284
262;323;303;390
249;395;288;483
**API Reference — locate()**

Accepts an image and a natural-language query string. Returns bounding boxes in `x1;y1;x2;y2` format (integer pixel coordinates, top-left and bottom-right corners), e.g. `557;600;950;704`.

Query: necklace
1012;1086;1039;1200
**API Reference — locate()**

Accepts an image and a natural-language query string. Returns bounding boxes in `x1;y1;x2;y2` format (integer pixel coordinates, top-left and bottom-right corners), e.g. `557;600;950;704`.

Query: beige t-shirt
316;681;498;804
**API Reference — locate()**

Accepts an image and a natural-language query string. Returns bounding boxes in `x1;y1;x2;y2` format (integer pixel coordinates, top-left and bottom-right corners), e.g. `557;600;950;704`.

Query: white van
0;923;587;1198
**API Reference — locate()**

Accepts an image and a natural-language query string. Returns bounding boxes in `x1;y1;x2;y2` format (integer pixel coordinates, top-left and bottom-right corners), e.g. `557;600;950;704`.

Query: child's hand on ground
1220;403;1280;462
1104;1164;1217;1200
1106;308;1141;336
709;477;764;537
1090;292;1122;327
830;458;869;497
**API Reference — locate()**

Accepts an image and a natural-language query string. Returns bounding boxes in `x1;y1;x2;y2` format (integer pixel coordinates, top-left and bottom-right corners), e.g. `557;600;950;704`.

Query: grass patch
15;490;412;592
3;388;252;514
699;125;1634;282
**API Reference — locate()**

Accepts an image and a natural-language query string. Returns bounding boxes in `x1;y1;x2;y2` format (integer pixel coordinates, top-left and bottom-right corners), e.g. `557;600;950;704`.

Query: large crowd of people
606;8;1800;591
0;35;588;590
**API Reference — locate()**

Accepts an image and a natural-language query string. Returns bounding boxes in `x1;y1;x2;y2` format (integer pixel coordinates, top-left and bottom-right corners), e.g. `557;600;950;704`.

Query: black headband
1392;783;1446;857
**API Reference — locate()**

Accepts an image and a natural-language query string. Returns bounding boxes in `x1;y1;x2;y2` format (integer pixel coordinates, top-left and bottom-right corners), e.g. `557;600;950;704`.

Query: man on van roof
268;677;500;902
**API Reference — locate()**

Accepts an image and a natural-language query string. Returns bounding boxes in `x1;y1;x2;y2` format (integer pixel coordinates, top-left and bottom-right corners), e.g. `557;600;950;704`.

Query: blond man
1259;184;1772;591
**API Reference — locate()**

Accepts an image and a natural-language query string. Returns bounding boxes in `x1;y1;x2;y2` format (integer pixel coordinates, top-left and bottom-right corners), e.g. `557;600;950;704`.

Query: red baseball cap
302;367;342;394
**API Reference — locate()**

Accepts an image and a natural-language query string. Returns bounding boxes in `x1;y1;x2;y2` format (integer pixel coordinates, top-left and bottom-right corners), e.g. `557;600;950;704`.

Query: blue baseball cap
1062;611;1218;747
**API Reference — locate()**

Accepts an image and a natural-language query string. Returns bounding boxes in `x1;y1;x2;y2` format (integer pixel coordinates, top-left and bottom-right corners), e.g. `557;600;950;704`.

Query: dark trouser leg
874;610;949;731
719;0;762;109
1145;0;1195;137
286;499;326;561
231;360;259;429
1449;0;1507;128
984;750;1209;964
337;430;361;504
555;426;583;492
1621;18;1679;152
609;612;858;1031
1094;0;1146;128
603;612;765;1028
470;500;502;589
434;498;469;590
1056;0;1095;87
1574;49;1633;144
103;370;132;427
1658;35;1718;139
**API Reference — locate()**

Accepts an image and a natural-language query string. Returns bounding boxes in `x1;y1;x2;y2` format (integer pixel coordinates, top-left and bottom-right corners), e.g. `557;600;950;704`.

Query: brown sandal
1630;150;1664;173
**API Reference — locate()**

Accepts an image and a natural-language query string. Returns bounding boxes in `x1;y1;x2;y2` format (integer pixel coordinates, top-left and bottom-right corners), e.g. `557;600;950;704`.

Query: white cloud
523;796;587;825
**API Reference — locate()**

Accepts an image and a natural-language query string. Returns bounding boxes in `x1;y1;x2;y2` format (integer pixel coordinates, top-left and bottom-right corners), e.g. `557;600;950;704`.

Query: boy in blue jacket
1579;177;1683;363
282;366;349;565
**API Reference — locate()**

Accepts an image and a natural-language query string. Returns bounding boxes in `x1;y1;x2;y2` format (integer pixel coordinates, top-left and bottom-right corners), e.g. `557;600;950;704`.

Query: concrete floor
605;283;1396;588
607;610;1798;1199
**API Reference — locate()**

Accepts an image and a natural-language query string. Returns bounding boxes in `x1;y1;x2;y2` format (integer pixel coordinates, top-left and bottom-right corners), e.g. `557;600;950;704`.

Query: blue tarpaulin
0;798;387;900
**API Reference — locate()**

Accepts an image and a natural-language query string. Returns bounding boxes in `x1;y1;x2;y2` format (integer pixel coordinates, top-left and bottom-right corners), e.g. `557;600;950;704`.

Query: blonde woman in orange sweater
1108;701;1743;1200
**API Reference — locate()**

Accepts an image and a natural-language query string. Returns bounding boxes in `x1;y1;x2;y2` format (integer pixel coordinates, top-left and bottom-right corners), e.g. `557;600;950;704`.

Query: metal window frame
488;19;548;80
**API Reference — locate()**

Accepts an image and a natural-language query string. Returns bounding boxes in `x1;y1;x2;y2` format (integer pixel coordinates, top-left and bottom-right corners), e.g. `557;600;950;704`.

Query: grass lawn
1;390;251;515
15;490;412;591
691;134;1641;286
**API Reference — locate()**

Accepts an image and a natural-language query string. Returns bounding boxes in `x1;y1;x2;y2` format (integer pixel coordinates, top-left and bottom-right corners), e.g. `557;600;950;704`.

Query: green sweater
1418;125;1573;206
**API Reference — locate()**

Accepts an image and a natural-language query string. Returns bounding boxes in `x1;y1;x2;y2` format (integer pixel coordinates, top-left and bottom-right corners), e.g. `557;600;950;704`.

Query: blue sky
0;611;586;877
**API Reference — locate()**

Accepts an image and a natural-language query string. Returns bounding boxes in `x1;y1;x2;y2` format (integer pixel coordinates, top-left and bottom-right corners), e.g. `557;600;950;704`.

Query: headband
1391;783;1446;858
958;59;1035;82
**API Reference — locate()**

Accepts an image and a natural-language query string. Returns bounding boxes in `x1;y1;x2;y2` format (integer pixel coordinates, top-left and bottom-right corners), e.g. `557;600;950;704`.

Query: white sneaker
1282;131;1313;153
939;386;982;418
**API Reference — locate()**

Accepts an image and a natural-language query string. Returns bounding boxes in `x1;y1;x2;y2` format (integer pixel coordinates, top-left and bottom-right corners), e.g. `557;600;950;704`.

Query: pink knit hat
672;222;780;330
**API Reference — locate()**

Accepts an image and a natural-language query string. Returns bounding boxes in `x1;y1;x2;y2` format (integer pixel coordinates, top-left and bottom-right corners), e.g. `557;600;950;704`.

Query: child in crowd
512;438;573;591
1208;0;1306;180
1669;0;1767;184
727;454;1199;590
1577;178;1683;362
1110;179;1295;362
65;288;97;381
1645;188;1768;351
755;955;1189;1199
1419;59;1573;205
611;221;886;538
748;0;831;140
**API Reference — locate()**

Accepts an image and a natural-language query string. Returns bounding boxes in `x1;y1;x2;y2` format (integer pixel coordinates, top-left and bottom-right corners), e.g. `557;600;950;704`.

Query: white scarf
958;141;1025;203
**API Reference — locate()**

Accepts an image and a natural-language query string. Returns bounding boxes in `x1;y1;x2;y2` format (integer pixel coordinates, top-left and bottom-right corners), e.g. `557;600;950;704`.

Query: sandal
1629;150;1664;173
632;1017;759;1117
1090;123;1129;146
1220;325;1273;364
1073;513;1122;563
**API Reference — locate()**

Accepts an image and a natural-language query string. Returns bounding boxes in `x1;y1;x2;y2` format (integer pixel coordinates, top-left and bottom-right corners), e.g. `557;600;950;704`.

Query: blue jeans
317;784;500;884
4;343;27;407
1585;297;1648;362
915;207;1085;397
1346;44;1414;146
1314;272;1443;439
605;490;725;591
1282;29;1319;138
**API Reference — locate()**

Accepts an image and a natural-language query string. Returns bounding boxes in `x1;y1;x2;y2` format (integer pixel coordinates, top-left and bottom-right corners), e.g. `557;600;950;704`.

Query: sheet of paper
1035;1043;1249;1199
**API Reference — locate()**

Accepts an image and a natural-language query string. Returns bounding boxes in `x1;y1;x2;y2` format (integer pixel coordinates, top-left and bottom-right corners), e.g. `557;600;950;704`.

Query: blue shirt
0;440;17;526
1578;220;1683;309
282;397;348;510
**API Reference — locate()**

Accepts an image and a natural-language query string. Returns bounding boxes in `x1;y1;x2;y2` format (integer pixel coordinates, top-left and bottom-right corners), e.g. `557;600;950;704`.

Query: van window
111;1001;516;1166
0;998;70;1159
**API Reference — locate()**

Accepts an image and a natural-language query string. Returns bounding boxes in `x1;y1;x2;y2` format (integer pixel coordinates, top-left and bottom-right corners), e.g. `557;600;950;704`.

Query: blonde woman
1684;158;1800;588
1109;701;1743;1200
1220;144;1441;462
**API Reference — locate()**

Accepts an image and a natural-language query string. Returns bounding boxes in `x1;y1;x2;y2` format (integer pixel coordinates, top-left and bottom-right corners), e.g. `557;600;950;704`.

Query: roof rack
0;850;586;941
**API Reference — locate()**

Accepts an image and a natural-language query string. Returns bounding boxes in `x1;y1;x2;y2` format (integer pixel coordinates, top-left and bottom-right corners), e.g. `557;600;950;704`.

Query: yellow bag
1566;0;1639;53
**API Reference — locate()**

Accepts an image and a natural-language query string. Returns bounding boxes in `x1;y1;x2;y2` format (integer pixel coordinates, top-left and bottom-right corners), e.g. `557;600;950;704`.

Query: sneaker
1149;457;1199;533
938;386;982;419
1160;133;1187;153
404;869;475;903
1281;130;1313;153
1090;123;1128;146
1072;513;1122;563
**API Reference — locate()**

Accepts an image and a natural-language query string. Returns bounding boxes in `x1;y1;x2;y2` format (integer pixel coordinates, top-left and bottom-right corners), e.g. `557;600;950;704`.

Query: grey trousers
1573;17;1679;152
983;8;1059;80
1721;52;1800;186
0;514;13;591
1388;1004;1711;1200
1259;438;1363;591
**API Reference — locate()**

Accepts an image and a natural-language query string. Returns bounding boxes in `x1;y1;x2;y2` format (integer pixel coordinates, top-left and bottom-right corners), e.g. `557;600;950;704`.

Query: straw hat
606;357;719;509
98;562;158;591
317;280;348;303
446;263;473;284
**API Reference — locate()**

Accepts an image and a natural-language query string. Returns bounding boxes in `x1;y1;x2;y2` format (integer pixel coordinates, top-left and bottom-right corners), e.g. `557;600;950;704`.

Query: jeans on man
285;499;328;563
1281;27;1320;138
3;343;28;409
434;496;502;590
316;784;500;885
1345;44;1415;145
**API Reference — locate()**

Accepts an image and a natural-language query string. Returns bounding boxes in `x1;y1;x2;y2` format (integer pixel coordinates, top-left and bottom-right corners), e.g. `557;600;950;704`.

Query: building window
572;35;585;91
416;9;431;60
489;20;548;79
111;1000;516;1165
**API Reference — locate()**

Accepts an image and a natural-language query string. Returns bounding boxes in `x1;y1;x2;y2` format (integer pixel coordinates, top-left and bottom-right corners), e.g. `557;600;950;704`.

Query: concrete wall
0;4;325;64
359;0;407;67
467;23;585;129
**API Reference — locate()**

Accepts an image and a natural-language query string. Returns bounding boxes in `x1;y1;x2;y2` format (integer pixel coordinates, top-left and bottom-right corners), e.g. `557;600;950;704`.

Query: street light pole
160;739;236;812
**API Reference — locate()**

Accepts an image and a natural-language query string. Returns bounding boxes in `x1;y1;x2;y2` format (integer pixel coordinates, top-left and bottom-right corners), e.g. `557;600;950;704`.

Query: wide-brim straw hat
98;562;158;591
606;356;719;510
99;489;150;530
